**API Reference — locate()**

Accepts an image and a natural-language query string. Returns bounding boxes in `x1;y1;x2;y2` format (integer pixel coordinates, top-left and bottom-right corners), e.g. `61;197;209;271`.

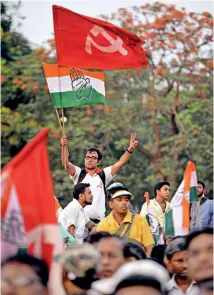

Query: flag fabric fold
53;5;148;70
43;63;106;108
164;161;198;237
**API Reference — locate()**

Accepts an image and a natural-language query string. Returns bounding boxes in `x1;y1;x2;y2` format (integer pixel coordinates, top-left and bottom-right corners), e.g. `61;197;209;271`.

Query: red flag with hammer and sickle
53;5;148;70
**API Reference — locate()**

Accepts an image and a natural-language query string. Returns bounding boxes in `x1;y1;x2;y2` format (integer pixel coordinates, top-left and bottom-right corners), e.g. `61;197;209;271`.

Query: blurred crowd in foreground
1;228;213;295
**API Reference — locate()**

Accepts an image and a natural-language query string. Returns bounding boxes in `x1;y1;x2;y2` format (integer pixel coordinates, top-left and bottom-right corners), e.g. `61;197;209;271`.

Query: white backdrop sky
15;0;213;47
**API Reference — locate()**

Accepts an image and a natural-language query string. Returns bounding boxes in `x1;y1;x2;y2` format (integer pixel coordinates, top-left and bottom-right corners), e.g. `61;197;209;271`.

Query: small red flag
53;5;148;70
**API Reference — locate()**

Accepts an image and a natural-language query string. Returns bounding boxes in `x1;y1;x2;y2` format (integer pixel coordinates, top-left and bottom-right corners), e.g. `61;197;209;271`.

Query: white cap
111;189;134;200
91;260;169;294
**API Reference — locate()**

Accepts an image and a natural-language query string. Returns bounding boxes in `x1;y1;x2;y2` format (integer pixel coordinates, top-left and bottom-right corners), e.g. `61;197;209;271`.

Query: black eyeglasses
85;156;98;160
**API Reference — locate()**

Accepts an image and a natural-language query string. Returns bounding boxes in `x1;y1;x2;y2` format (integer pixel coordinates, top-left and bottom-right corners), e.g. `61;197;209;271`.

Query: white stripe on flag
46;75;105;95
191;171;197;187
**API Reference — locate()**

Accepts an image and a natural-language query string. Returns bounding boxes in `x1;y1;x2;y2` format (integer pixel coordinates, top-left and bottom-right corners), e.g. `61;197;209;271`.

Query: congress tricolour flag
43;63;106;108
165;161;198;237
143;192;164;245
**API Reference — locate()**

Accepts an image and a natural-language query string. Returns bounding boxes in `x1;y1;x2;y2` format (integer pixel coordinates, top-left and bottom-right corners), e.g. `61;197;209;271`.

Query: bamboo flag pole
61;108;65;135
55;109;63;134
61;108;68;170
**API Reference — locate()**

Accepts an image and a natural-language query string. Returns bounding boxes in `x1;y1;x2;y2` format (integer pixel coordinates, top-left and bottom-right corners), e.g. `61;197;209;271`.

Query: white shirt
58;199;90;244
166;275;199;295
70;166;114;220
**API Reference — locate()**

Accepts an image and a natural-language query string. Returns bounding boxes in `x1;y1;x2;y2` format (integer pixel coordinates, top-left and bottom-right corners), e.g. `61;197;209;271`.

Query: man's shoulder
97;214;112;228
133;213;147;223
202;197;213;206
64;199;79;210
103;166;112;176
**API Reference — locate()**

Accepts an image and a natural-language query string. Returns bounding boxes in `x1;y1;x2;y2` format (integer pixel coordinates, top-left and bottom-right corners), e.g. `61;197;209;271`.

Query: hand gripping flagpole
61;108;68;171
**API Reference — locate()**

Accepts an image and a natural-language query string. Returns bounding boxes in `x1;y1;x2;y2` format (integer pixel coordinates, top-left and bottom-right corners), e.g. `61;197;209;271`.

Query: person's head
73;183;93;206
84;231;112;245
154;181;170;201
96;235;126;279
186;228;213;284
164;236;188;279
150;245;167;267
56;243;101;293
91;259;169;295
197;181;205;197
164;236;174;245
1;254;49;295
108;184;134;216
124;242;146;262
85;147;102;170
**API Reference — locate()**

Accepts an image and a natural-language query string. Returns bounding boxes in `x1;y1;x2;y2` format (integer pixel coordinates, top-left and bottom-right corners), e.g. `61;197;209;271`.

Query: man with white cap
90;259;170;295
97;183;154;256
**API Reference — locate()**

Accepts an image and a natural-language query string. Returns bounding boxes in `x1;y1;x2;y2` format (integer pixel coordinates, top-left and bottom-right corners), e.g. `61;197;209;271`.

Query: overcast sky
16;0;213;47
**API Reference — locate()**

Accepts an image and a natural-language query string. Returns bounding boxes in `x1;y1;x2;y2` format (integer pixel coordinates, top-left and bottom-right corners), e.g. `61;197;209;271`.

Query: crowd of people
1;134;213;295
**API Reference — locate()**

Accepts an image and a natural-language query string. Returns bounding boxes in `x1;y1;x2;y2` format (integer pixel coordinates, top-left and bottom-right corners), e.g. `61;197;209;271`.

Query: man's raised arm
111;133;138;176
61;135;76;176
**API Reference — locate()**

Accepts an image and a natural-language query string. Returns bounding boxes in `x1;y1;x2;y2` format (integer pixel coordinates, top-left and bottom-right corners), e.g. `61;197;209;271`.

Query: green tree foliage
1;1;213;211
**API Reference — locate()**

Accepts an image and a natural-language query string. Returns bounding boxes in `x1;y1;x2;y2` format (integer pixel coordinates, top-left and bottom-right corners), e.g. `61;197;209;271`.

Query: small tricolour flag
164;161;198;237
143;192;164;245
43;63;106;108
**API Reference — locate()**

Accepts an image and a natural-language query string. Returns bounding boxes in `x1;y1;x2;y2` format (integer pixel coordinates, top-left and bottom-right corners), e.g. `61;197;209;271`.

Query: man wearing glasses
1;254;49;295
61;133;138;224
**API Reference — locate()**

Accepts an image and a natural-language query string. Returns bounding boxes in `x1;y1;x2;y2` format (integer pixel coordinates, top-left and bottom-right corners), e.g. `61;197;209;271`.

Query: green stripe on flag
164;209;175;237
190;186;198;202
50;88;107;108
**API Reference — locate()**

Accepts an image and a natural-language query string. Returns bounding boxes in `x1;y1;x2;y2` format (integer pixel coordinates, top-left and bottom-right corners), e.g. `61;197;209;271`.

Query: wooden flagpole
55;109;63;134
61;108;68;170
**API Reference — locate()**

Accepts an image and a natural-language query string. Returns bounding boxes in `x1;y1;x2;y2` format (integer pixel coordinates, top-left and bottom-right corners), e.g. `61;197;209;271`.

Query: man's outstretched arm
111;133;138;176
61;135;76;176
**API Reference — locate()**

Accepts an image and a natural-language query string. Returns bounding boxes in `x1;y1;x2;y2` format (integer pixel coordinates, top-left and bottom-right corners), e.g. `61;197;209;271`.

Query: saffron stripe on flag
43;63;104;80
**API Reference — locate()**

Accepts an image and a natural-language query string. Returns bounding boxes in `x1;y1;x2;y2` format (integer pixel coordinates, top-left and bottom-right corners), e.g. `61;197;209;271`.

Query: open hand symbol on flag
70;68;92;101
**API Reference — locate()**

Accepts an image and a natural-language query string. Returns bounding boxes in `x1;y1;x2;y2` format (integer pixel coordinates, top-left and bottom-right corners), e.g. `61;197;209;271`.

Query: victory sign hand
128;133;138;152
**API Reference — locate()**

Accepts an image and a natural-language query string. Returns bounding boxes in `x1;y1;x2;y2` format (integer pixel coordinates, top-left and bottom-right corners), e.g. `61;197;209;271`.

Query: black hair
151;245;167;266
165;236;187;261
124;242;147;260
154;181;170;197
73;183;90;200
115;275;162;293
185;228;213;249
84;231;112;244
1;254;49;287
198;180;205;190
86;148;102;161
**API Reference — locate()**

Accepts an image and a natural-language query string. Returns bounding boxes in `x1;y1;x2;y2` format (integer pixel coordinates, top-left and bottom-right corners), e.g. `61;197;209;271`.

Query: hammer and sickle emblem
85;25;128;56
